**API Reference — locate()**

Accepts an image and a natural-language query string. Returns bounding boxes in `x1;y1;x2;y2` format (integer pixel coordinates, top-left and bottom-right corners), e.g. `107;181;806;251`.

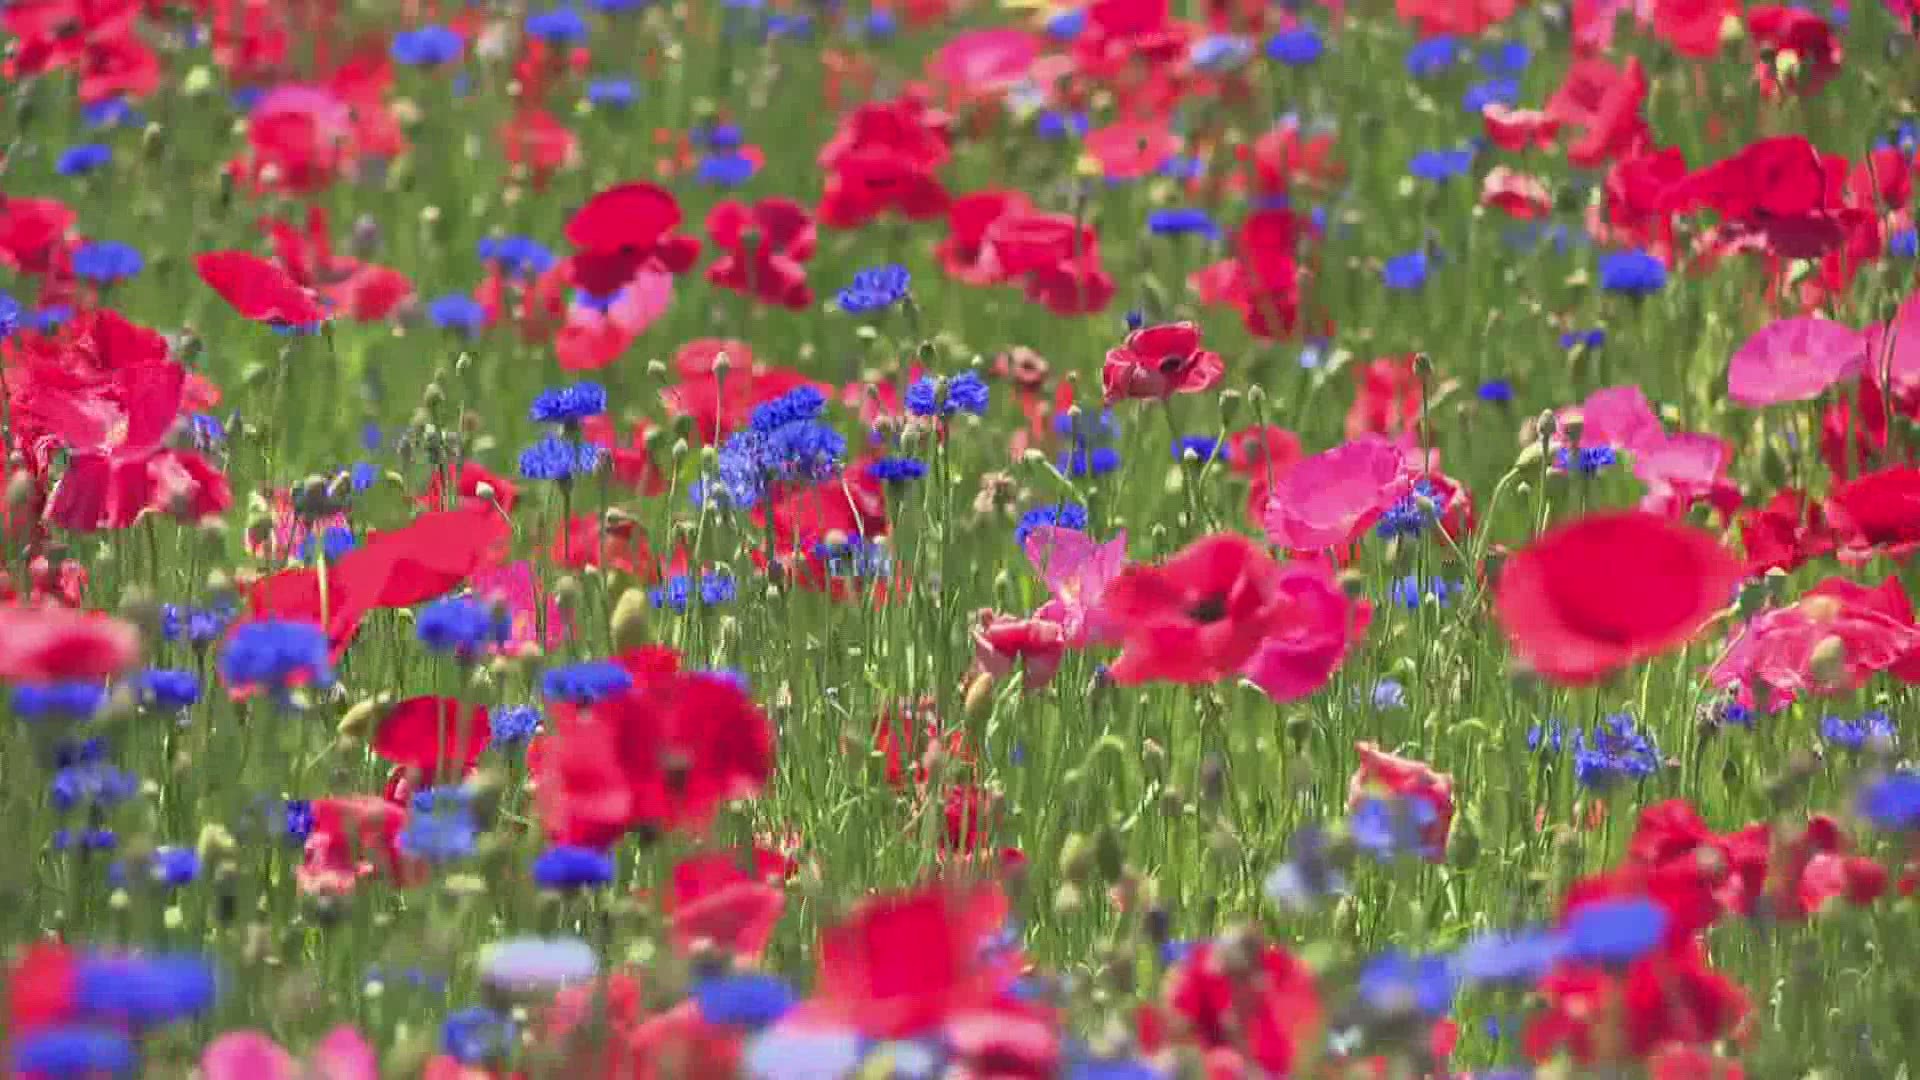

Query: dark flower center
1159;352;1190;374
1187;594;1229;624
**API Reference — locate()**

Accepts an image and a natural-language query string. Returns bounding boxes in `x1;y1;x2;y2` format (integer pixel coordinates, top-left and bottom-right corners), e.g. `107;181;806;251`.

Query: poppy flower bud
1142;738;1168;781
196;824;237;864
1557;416;1584;447
1060;834;1094;882
240;361;271;389
964;671;996;717
1217;388;1243;428
336;696;390;742
1095;825;1125;881
610;588;650;652
553;576;582;612
1052;883;1084;916
1514;441;1545;469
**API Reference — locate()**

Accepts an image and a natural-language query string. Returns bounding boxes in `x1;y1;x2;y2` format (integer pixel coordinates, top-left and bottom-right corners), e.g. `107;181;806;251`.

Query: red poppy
195;251;330;326
971;610;1067;690
817;94;953;229
372;696;492;780
566;182;702;299
1650;0;1739;57
1661;136;1831;224
1101;322;1225;403
1524;940;1749;1064
1084;120;1180;181
46;447;232;532
1737;487;1833;574
704;197;816;310
262;206;413;322
0;604;139;682
535;670;774;846
1165;937;1322;1075
499;108;578;189
549;514;659;579
871;698;970;790
1827;466;1920;563
7;309;186;463
1481;166;1554;220
298;796;423;896
808;879;1013;1038
1747;6;1842;98
338;504;512;610
937;190;1031;285
0;196;76;275
1344;355;1423;439
419;461;519;514
582;415;669;496
1495;511;1744;685
1397;0;1519;35
1482;105;1561;153
1024;254;1117;316
664;849;790;962
1546;56;1650;168
663;364;830;445
1348;743;1454;862
1096;532;1300;684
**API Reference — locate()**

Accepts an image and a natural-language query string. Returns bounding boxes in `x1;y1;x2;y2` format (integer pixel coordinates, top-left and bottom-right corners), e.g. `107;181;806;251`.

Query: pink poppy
1633;431;1739;518
1241;561;1371;703
972;610;1068;689
1481;167;1553;219
1727;317;1867;407
1261;435;1411;553
1024;525;1129;647
1575;384;1664;453
469;560;570;655
201;1027;377;1080
926;29;1041;96
1084;120;1181;181
554;271;673;371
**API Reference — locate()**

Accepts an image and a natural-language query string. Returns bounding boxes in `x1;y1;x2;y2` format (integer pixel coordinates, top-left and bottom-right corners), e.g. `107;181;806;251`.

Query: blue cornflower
1559;328;1607;351
1478;379;1514;403
1478;41;1531;76
442;1006;517;1065
1264;823;1348;912
160;603;233;646
542;661;633;704
587;78;638;108
400;788;479;863
12;682;108;721
1821;710;1897;751
1267;26;1324;65
1568;713;1662;790
860;8;899;36
1452;929;1568;986
531;845;616;889
1189;34;1253;73
0;291;19;338
1375;480;1449;540
1159;155;1206;181
477;236;556;277
51;828;120;851
696;151;758;186
591;0;653;9
1409;147;1474;182
29;305;74;332
1035;110;1089;140
428;294;487;336
57;144;113;177
868;456;928;484
12;1028;138;1077
1046;7;1086;38
1893;230;1919;259
1597;250;1667;296
71;241;143;285
417;596;510;658
517;435;602;482
1718;701;1754;729
1858;772;1920;830
817;536;893;581
1405;35;1462;77
1564;898;1668;967
187;413;227;452
1357;951;1455;1019
1555;445;1618;475
701;123;744;150
1147;207;1221;240
525;5;588;44
135;669;200;712
109;846;201;889
836;265;912;314
695;974;797;1029
1382;250;1432;290
1389;575;1457;611
1060;445;1123;477
1462;78;1520;112
905;371;991;417
50;762;137;813
83;98;141;128
1371;679;1408;711
1172;435;1228;464
348;462;379;492
217;620;334;694
1054;406;1119;447
490;705;542;748
74;953;218;1029
1014;503;1088;547
649;572;737;613
1350;795;1440;861
750;386;826;432
530;382;609;425
391;25;464;65
283;799;316;844
297;526;358;564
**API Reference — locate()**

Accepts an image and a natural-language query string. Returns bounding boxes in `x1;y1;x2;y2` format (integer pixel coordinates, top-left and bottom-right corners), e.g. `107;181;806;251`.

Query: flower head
835;265;912;314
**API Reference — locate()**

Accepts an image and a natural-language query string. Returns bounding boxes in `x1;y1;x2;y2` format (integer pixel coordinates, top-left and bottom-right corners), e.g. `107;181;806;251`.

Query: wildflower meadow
7;0;1920;1076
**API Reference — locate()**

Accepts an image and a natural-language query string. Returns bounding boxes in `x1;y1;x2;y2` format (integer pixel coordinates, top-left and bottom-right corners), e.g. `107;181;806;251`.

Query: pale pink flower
1240;561;1372;703
1727;317;1866;407
202;1027;377;1080
1023;525;1127;647
469;560;570;654
1261;435;1410;552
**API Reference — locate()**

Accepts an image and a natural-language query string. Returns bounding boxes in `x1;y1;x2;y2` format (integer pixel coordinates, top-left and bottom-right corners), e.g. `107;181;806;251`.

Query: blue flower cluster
541;660;633;704
1015;502;1089;547
905;371;991;418
712;387;846;508
529;382;608;426
416;596;512;659
1530;713;1663;790
649;572;738;613
517;434;603;483
835;264;912;314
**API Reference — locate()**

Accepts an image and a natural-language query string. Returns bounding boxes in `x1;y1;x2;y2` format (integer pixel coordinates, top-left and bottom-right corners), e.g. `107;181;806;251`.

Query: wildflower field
8;0;1920;1075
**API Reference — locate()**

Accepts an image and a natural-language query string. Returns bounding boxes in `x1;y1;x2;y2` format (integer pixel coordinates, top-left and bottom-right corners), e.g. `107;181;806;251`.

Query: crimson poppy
1166;937;1322;1075
1827;467;1920;563
704;197;816;310
372;697;492;780
808;879;1012;1038
1097;532;1300;684
566;182;702;299
195;251;329;326
1495;511;1743;685
1101;322;1225;403
664;849;790;962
